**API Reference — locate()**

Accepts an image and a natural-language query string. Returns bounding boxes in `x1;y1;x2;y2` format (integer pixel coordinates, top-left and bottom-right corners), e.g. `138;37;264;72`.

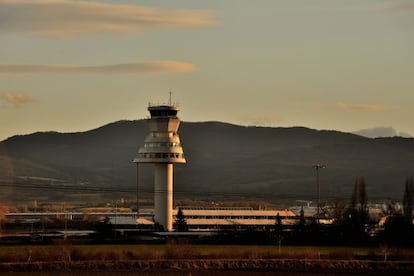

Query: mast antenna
169;89;172;105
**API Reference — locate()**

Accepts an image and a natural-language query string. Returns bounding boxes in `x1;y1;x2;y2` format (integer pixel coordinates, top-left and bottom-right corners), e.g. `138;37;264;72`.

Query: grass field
1;244;413;263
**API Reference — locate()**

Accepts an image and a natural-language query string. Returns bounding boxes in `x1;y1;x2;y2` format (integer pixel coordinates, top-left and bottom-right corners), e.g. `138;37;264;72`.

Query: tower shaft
154;163;173;231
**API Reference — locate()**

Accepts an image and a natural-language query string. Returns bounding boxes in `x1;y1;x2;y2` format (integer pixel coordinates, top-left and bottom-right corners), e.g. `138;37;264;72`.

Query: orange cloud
375;2;414;12
0;61;197;76
0;0;216;38
1;92;33;106
334;103;388;112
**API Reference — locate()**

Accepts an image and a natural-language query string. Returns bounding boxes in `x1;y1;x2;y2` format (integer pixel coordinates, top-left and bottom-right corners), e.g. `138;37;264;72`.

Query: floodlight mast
312;164;326;224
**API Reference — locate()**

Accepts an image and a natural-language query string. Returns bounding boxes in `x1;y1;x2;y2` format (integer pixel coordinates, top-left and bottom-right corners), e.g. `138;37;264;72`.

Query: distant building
106;207;297;231
173;207;296;231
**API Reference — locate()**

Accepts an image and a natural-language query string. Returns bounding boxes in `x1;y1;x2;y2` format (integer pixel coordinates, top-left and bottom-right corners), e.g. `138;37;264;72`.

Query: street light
312;164;326;224
136;164;140;219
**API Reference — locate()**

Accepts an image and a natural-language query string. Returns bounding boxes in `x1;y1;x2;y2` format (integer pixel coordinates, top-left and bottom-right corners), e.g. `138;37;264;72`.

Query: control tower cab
135;105;186;164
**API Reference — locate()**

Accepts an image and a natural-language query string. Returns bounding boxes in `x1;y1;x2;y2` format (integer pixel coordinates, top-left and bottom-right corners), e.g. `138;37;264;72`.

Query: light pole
312;164;326;224
136;164;140;220
114;200;118;240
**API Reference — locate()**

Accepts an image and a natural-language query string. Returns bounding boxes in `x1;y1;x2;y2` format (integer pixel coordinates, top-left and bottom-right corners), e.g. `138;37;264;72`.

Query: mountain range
353;127;412;138
1;120;414;204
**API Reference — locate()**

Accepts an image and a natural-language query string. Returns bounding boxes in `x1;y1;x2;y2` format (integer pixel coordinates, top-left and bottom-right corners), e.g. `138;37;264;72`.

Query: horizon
1;117;413;142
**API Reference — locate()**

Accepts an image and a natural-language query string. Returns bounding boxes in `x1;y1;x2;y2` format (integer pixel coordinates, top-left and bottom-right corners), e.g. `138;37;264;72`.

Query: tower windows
144;142;181;148
149;109;178;117
139;153;185;159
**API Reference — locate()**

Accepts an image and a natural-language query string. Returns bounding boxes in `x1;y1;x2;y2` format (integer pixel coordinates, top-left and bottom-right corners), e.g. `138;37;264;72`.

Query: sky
0;0;413;141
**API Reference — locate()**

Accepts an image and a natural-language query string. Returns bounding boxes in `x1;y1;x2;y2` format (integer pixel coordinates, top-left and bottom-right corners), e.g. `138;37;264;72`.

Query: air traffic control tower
134;104;186;231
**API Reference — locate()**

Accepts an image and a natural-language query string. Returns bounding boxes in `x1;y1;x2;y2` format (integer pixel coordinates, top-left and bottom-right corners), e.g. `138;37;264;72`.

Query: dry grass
0;244;413;263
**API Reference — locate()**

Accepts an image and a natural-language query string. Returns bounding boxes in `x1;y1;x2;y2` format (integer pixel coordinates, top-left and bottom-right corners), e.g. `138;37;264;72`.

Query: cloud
334;103;388;112
0;61;197;76
0;0;216;38
1;92;33;106
374;2;414;12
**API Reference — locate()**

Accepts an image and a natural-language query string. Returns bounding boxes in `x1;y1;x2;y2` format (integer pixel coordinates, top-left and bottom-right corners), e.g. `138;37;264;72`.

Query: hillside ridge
1;120;413;202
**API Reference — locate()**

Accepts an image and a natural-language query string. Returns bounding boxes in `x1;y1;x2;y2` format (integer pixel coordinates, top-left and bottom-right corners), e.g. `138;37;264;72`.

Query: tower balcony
133;152;186;163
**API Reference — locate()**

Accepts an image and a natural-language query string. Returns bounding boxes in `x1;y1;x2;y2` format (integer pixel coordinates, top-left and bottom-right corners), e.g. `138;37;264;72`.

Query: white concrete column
154;163;173;231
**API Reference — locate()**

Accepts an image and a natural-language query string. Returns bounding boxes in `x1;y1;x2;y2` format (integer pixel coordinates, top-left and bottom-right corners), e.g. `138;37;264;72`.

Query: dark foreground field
0;272;410;276
0;272;389;276
1;260;414;275
0;244;413;274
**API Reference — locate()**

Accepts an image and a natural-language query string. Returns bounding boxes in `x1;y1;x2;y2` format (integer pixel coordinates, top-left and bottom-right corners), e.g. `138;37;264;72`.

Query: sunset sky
1;0;413;141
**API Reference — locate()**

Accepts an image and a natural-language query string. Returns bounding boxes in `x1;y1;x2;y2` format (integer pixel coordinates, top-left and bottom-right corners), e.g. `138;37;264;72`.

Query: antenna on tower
169;89;172;105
